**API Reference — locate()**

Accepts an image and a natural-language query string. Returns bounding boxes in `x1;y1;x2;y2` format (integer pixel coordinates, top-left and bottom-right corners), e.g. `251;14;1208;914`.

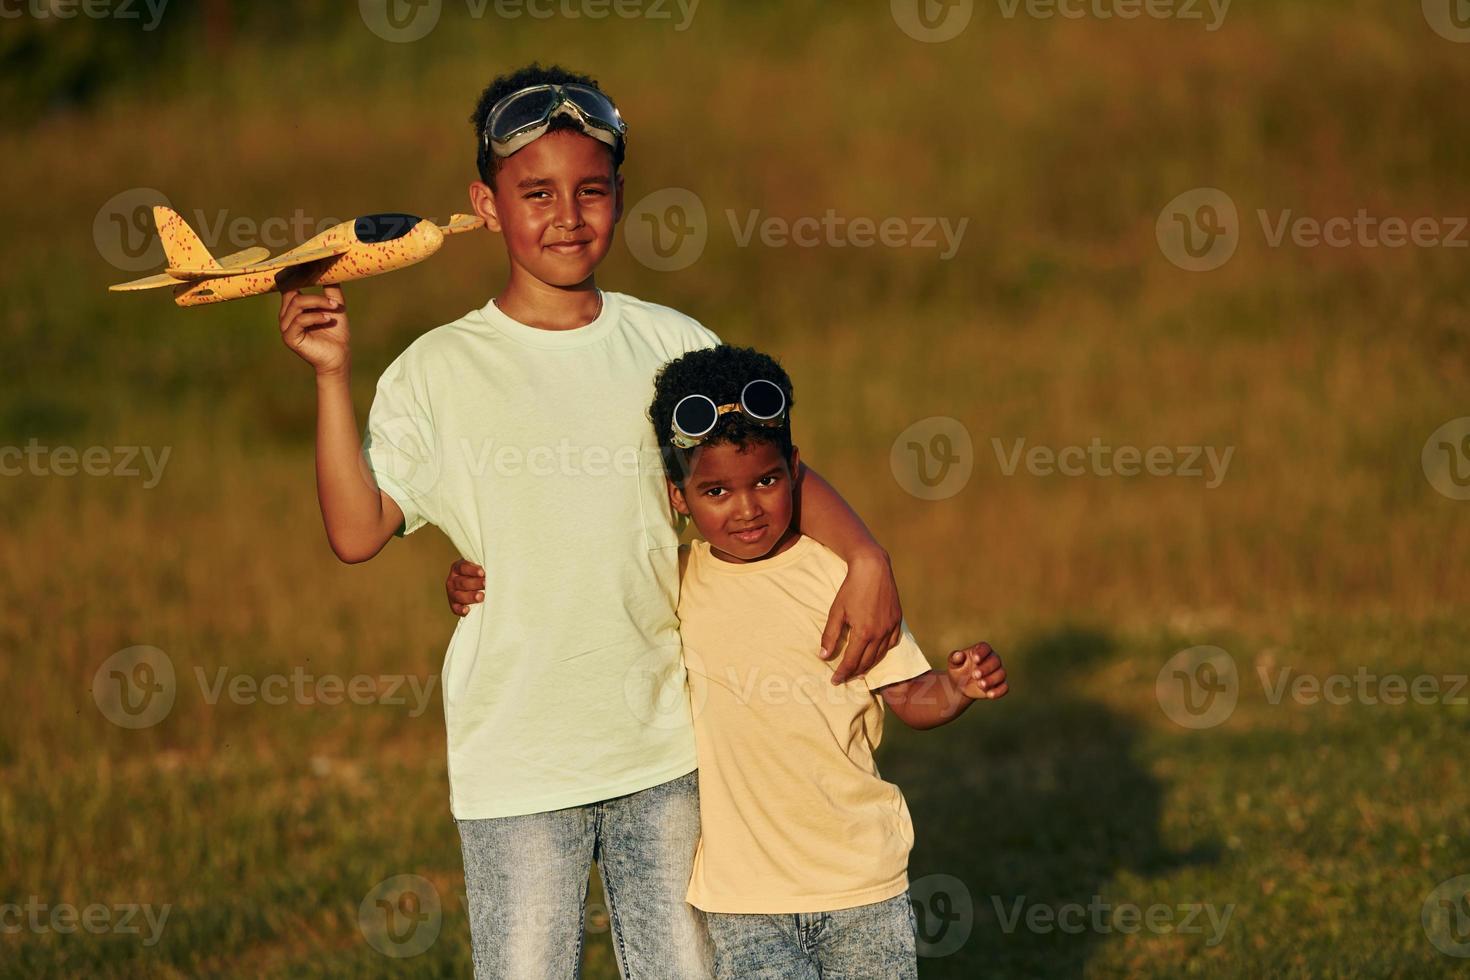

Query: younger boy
661;344;1007;978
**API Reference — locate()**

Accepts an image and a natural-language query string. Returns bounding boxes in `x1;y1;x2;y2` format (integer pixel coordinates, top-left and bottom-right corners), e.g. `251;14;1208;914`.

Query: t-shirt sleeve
862;620;933;692
687;319;722;351
361;351;439;537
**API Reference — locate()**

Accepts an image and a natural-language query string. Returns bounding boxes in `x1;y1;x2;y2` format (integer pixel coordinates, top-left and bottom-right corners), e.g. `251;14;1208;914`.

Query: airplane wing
110;246;275;291
109;272;184;292
439;213;484;235
165;244;349;278
220;246;271;268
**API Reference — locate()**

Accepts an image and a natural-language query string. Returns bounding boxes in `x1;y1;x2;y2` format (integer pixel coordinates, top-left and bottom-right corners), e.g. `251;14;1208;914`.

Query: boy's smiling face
471;128;623;288
670;439;803;564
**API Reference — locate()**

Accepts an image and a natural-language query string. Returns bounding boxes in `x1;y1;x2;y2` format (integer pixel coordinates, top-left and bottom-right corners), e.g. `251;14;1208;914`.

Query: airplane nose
414;218;445;250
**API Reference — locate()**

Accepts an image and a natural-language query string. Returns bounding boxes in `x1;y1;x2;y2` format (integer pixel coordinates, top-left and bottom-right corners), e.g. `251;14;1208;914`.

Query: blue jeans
456;770;712;979
703;890;918;979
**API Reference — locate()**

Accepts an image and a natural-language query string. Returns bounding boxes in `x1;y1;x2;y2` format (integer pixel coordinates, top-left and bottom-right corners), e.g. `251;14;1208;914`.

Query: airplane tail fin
153;206;222;272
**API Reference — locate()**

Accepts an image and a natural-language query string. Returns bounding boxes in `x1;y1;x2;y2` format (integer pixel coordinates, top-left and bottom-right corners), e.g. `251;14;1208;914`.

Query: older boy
278;64;904;978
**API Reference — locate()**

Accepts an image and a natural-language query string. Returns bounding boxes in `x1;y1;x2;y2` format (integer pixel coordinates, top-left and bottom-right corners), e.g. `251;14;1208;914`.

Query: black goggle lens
490;89;557;138
673;396;718;437
742;380;785;420
564;86;622;130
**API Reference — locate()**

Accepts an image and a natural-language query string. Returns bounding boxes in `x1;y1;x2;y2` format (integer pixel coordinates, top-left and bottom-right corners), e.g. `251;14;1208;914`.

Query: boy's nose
553;199;583;229
734;495;762;520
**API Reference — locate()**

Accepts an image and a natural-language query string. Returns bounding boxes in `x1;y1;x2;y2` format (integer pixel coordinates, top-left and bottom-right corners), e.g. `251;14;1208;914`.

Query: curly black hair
469;63;625;189
648;345;796;486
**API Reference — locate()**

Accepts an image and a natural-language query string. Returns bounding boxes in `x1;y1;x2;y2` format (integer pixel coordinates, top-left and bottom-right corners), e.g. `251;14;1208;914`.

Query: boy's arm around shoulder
877;641;1009;731
793;462;904;684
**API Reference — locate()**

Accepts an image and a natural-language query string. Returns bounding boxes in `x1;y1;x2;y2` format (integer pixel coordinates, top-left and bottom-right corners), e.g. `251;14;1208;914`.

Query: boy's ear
668;478;690;517
469;180;502;233
788;445;802;478
613;172;625;226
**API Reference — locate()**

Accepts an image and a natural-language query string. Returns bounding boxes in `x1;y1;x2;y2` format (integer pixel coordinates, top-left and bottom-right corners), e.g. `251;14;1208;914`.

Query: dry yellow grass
3;3;1469;975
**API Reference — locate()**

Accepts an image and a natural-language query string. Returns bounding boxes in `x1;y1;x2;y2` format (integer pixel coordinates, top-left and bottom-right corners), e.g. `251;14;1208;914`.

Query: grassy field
3;2;1470;976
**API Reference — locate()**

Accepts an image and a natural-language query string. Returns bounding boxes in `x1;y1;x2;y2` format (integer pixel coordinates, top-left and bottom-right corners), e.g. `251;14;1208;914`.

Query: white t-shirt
362;289;720;819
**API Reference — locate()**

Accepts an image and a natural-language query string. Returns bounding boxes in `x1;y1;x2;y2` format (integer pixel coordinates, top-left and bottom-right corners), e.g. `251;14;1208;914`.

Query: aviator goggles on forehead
670;380;788;450
482;83;627;158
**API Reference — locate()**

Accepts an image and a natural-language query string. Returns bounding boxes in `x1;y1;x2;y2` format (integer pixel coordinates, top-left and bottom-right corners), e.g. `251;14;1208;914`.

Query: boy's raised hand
947;642;1008;701
446;559;486;616
279;285;351;376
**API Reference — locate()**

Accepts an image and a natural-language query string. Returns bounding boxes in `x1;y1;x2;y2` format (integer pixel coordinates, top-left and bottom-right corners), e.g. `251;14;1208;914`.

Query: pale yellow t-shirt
677;534;933;914
361;290;720;819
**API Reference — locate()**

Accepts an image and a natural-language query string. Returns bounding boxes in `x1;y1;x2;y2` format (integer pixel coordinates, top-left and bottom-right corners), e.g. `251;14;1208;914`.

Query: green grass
3;1;1470;975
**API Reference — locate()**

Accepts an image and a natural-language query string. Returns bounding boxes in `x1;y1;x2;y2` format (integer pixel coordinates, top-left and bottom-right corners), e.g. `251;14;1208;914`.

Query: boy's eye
757;475;778;487
703;487;727;498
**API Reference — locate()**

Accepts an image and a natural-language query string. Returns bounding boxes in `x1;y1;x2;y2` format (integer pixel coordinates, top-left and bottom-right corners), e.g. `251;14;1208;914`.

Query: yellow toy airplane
109;206;483;306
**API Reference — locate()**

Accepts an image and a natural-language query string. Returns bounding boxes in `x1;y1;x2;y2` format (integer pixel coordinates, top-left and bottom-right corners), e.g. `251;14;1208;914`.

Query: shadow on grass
885;626;1223;979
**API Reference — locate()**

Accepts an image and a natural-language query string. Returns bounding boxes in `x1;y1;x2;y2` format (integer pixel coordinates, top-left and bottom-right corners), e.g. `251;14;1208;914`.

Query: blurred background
3;0;1469;976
